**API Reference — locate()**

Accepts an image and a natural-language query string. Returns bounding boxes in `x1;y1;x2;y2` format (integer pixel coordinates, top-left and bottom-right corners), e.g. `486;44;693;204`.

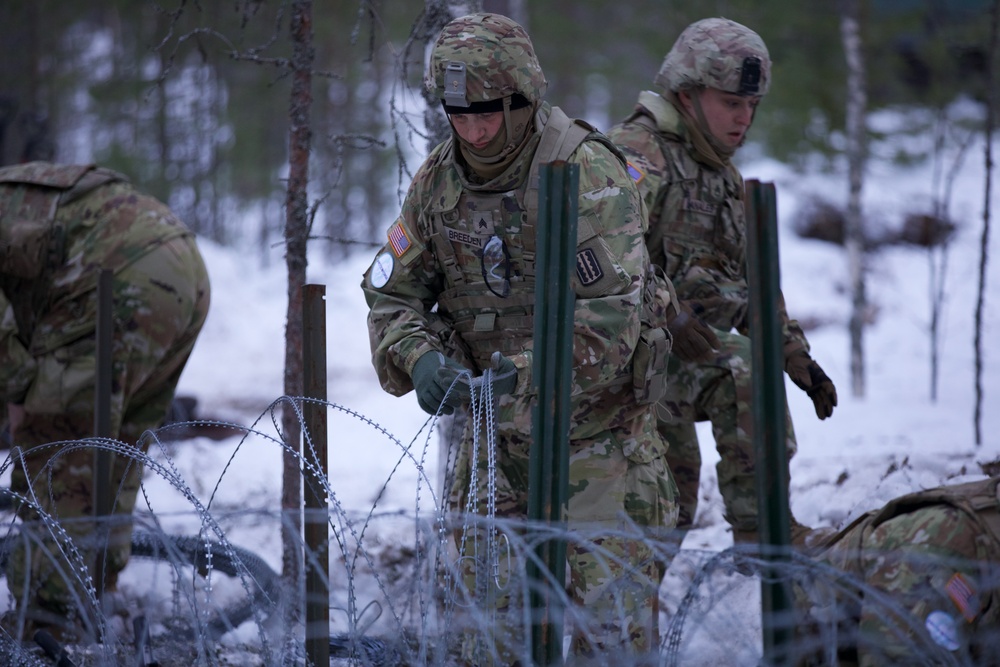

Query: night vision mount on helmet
425;13;547;109
656;17;771;97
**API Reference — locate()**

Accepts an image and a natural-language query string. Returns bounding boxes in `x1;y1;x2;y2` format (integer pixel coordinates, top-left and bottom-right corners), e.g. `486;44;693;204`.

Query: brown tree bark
841;0;868;398
281;0;314;634
975;0;998;445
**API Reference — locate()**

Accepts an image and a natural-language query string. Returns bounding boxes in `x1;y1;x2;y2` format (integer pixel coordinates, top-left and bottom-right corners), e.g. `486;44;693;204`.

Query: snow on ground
2;112;996;665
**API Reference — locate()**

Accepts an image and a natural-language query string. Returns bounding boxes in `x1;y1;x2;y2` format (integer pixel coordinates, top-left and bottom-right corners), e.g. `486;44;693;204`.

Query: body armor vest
421;107;605;372
0;163;126;345
626;92;749;331
867;476;1000;552
420;108;671;403
827;476;1000;629
0;162;188;350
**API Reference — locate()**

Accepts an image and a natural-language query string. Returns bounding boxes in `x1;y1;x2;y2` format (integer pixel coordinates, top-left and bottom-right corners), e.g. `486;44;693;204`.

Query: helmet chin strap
688;88;743;155
500;96;517;155
465;96;515;166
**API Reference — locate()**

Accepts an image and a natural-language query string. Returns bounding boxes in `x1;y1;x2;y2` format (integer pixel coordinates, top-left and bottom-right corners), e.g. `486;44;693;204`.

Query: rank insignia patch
576;248;603;286
387;222;412;258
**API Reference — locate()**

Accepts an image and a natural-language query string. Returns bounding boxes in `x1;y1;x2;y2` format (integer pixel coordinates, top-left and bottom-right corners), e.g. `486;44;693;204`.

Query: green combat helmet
424;13;547;109
655;17;771;97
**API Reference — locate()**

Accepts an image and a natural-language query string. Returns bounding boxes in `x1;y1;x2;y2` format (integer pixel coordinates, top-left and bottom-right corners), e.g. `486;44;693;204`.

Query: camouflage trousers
447;415;677;666
656;328;797;539
801;506;998;666
6;234;210;624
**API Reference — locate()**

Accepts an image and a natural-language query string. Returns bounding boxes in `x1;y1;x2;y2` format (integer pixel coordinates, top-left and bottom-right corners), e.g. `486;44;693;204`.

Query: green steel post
302;284;330;667
528;161;577;667
745;180;796;665
93;268;113;613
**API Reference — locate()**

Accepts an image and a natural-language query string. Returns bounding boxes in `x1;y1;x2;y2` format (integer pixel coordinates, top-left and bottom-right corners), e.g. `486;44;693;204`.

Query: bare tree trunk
418;0;482;152
975;0;998;445
841;0;867;398
483;0;527;24
928;115;973;403
928;116;946;403
282;0;313;642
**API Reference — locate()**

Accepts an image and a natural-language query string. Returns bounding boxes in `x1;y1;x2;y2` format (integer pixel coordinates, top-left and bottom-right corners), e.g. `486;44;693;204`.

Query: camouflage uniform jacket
820;475;1000;605
363;103;661;449
0;162;192;403
807;476;1000;662
607;90;808;356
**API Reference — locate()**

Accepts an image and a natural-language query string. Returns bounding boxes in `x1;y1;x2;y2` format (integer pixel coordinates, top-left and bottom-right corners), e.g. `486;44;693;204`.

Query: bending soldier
0;161;210;641
797;475;1000;666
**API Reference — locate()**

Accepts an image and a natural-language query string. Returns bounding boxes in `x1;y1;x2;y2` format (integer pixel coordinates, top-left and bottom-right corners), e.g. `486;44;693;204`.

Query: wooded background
2;3;995;632
0;0;991;257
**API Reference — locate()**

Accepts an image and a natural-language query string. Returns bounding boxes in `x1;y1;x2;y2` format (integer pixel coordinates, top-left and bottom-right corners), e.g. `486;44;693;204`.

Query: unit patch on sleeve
387;221;412;258
368;251;394;289
626;161;645;185
576;248;604;286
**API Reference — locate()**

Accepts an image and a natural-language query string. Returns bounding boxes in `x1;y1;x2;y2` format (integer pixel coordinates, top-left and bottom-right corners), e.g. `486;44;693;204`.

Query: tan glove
667;300;721;363
785;351;837;419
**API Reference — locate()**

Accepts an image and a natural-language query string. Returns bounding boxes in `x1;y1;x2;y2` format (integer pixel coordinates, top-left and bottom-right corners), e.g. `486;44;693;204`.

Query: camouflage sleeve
360;179;448;397
777;290;810;358
851;507;984;665
567;139;648;390
605;121;669;269
0;291;36;404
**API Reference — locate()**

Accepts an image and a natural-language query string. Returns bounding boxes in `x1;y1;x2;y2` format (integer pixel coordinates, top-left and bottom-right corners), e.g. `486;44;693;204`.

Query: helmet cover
425;13;547;108
655;18;771;97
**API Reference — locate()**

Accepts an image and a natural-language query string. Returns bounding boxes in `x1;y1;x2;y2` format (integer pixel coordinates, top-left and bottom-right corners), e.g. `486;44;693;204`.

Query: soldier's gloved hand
411;351;468;415
785;351;837;420
453;352;517;401
488;351;518;397
667;300;721;363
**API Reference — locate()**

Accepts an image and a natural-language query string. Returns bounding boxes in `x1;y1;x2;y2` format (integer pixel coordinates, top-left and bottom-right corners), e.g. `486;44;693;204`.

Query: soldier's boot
0;606;91;645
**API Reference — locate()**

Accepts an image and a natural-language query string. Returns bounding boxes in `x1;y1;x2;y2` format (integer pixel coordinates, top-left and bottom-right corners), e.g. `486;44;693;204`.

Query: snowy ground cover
1;108;998;665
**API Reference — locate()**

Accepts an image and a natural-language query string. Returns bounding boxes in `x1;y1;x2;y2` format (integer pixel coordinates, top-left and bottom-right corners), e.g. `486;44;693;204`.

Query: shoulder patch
576;248;604;286
626;161;645;185
368;251;394;289
925;610;960;651
387;221;412;258
945;572;980;622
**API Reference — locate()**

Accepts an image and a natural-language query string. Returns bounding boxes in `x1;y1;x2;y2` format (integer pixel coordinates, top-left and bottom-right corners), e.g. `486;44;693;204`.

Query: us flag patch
945;572;980;622
626;161;645;184
576;248;603;286
387;222;411;258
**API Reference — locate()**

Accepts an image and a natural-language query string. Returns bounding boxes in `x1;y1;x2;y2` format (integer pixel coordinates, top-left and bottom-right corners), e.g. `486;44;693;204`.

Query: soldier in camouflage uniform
0;162;210;640
605;18;838;553
362;13;677;666
795;476;1000;666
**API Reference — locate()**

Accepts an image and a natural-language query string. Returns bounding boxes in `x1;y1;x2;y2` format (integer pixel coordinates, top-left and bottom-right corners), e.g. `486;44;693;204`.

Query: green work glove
446;352;518;402
488;351;518;397
785;351;837;420
667;300;721;363
411;351;468;415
